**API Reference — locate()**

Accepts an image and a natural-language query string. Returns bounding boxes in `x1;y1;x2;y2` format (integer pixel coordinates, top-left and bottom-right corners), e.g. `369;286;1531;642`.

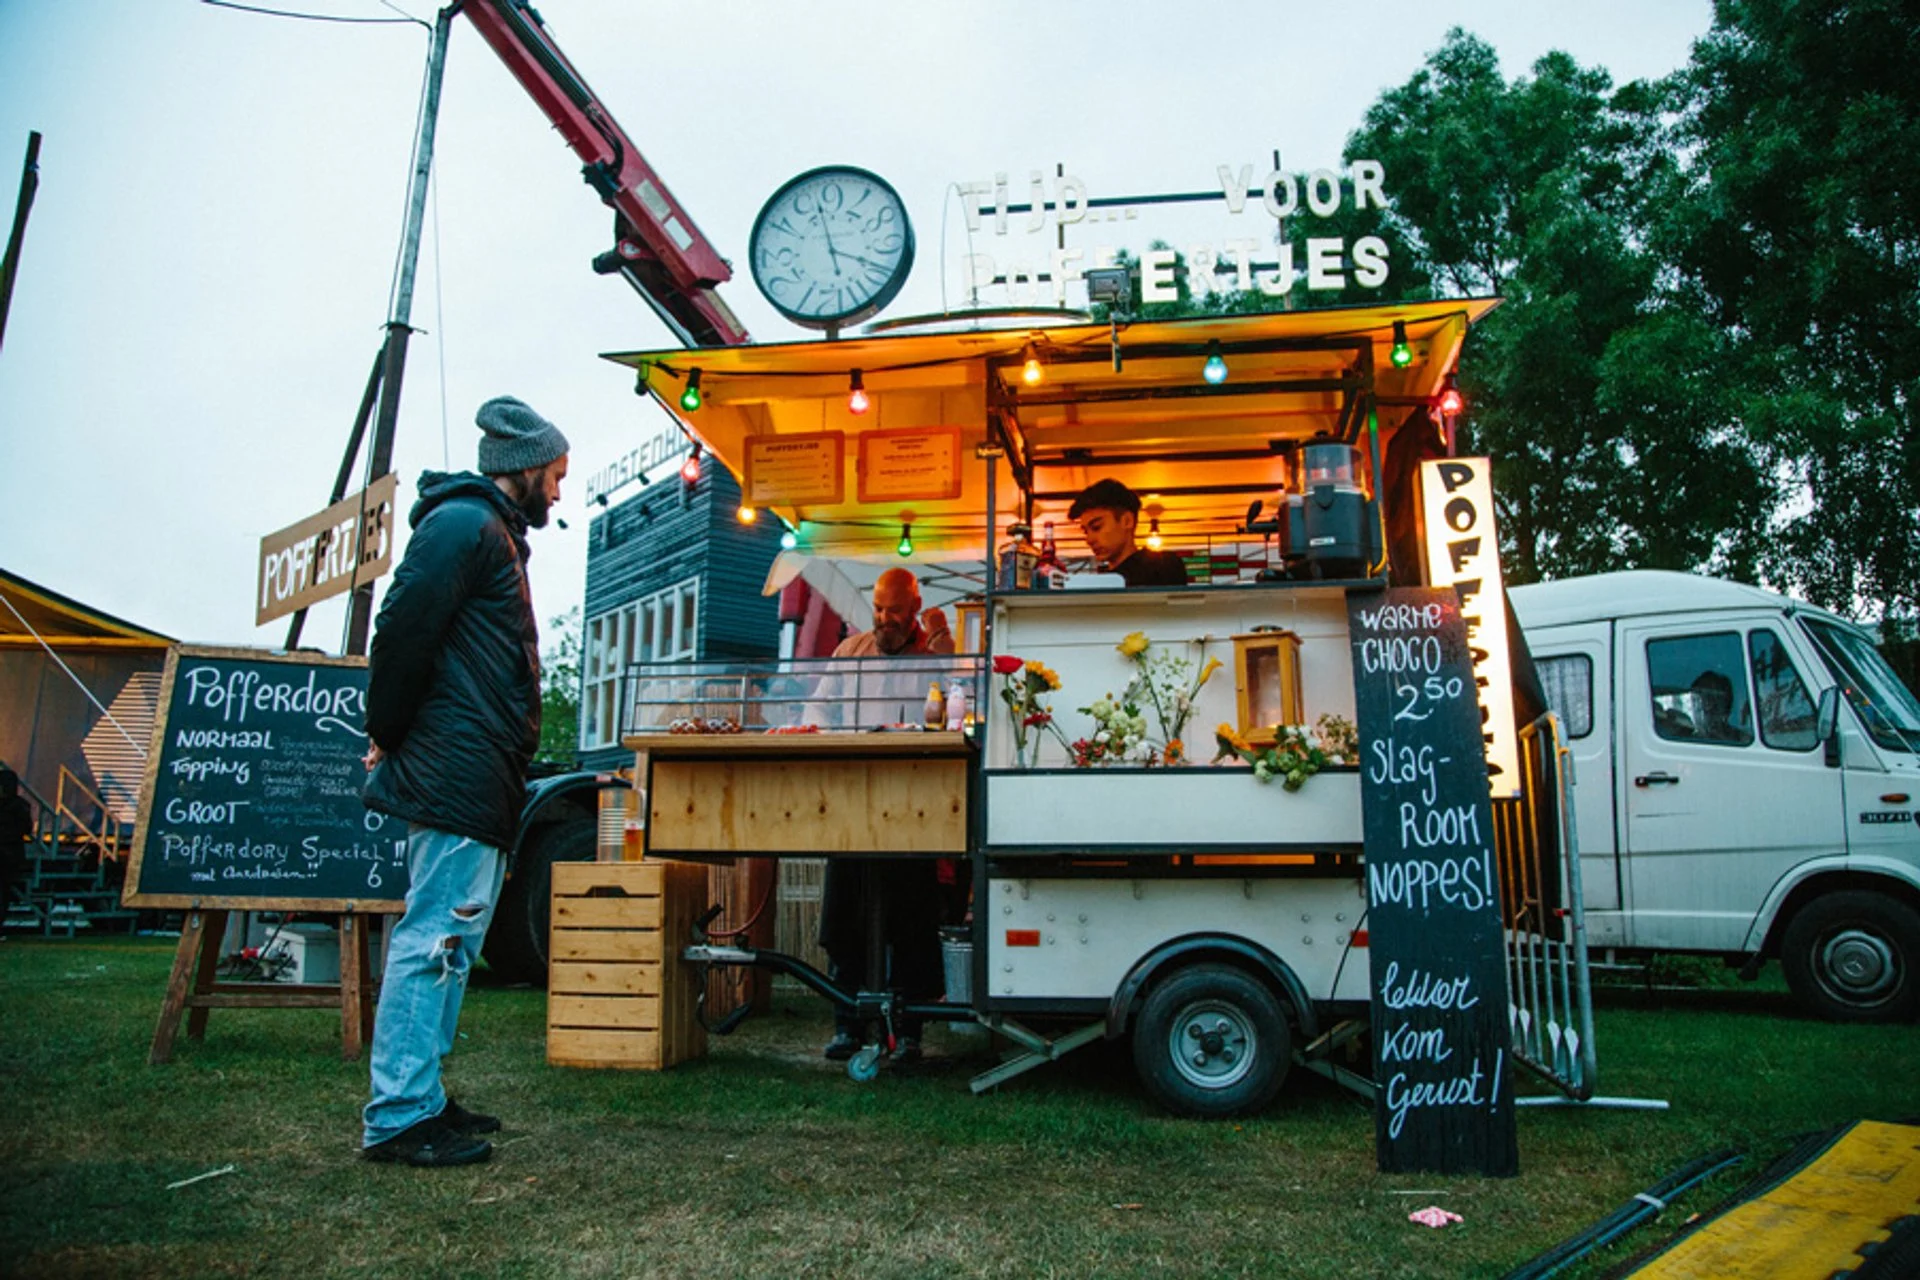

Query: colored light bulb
1203;341;1228;385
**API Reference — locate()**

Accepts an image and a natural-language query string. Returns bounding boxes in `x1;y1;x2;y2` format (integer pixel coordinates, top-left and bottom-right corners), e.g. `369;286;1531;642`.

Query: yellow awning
0;568;173;651
603;298;1498;558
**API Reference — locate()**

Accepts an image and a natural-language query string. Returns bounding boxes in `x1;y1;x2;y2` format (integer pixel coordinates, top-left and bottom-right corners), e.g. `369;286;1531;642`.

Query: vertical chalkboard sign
1349;588;1517;1177
125;646;408;910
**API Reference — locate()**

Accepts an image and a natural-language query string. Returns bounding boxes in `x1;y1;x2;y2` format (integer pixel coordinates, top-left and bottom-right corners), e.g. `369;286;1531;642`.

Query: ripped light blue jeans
362;825;505;1147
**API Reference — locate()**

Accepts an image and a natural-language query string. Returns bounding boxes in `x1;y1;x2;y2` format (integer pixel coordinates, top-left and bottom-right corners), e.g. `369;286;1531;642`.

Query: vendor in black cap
1069;478;1190;587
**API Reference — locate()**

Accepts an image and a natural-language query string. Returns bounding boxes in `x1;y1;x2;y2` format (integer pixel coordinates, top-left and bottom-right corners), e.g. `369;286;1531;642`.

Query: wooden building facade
577;464;787;771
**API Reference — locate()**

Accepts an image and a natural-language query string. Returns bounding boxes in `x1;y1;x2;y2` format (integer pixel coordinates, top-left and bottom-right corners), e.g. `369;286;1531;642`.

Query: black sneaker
823;1029;859;1061
891;1036;922;1066
441;1097;501;1136
363;1113;492;1167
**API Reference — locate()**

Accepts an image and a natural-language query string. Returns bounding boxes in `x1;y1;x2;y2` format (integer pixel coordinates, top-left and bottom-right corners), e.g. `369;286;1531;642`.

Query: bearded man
359;395;569;1167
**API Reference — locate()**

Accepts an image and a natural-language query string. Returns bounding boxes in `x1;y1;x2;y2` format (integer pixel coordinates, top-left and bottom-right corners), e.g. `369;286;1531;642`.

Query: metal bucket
939;926;972;1004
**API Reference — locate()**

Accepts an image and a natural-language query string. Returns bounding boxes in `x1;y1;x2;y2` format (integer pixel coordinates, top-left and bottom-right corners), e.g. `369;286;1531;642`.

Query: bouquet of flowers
1213;713;1357;791
1116;631;1223;765
1071;690;1153;766
994;654;1070;765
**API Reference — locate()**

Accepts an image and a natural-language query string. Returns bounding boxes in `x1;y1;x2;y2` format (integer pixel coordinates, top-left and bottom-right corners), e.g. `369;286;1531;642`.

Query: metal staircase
4;763;140;937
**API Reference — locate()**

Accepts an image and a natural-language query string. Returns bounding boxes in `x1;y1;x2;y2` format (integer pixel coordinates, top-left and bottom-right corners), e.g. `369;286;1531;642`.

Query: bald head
870;568;924;654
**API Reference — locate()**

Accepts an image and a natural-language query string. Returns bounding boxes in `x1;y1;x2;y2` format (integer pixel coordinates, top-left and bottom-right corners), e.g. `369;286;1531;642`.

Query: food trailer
590;299;1590;1123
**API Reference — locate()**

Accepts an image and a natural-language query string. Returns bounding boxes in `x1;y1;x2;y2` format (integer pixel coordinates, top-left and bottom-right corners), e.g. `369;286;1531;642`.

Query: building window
1536;654;1593;740
580;577;699;749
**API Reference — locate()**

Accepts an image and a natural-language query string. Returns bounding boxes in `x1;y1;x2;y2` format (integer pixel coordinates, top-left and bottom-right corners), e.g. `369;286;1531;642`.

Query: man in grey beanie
359;395;569;1167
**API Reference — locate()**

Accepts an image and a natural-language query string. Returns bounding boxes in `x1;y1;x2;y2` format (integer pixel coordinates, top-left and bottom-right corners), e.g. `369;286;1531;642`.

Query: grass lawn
2;938;1916;1279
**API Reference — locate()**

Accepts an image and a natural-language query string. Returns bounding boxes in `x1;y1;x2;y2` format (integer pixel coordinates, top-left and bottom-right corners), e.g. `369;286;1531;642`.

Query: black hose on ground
1596;1125;1849;1278
1499;1147;1746;1280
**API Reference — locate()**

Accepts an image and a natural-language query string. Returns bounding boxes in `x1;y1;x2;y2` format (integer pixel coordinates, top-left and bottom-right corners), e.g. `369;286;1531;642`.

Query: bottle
1036;521;1064;588
945;680;968;731
924;681;947;730
998;525;1037;591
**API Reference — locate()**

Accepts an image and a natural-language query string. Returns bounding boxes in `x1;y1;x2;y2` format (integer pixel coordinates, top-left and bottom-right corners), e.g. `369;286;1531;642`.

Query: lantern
954;597;985;654
1232;628;1303;746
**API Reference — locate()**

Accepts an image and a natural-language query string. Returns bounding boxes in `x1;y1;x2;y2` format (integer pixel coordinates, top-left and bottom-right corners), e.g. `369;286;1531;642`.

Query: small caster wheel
847;1045;883;1082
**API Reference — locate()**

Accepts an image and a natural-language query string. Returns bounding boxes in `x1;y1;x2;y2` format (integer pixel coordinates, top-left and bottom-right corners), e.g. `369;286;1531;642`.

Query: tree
1344;30;1774;583
1667;0;1920;619
536;606;581;765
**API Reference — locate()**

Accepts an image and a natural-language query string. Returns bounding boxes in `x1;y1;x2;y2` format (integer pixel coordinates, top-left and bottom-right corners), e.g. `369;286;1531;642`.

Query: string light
779;527;798;551
1438;372;1464;416
897;522;914;557
680;444;701;484
848;368;870;415
1146;517;1163;551
1389;321;1413;369
736;504;757;524
679;368;704;411
1202;340;1228;385
1022;344;1043;385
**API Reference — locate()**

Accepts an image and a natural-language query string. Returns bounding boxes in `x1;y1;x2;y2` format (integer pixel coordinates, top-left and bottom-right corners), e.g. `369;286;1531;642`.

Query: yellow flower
1118;631;1150;658
1195;656;1223;687
1214;721;1251;754
1026;659;1062;691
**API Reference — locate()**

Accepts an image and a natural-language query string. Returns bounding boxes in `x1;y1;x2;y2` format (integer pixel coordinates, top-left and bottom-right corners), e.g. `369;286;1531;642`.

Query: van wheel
1781;892;1920;1023
482;818;595;987
1131;964;1290;1118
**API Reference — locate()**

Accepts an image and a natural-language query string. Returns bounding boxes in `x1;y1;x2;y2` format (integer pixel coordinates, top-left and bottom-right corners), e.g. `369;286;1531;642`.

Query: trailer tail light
1005;929;1041;947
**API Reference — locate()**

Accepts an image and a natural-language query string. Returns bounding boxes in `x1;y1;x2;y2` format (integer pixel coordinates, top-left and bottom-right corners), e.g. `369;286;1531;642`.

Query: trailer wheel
1781;891;1920;1023
482;818;595;987
1132;963;1291;1118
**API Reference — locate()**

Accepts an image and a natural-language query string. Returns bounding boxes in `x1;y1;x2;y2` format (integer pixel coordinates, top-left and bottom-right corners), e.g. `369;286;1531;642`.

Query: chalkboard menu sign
1348;589;1517;1176
125;646;407;910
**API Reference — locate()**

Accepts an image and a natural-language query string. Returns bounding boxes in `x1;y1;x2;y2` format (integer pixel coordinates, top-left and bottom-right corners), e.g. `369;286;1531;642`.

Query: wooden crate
546;860;709;1070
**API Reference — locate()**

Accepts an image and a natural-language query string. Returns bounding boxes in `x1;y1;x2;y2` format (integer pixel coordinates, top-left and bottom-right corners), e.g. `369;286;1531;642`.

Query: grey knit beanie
476;396;570;475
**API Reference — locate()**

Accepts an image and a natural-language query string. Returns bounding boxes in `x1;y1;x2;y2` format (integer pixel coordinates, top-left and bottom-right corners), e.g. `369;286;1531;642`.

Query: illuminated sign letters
1419;458;1520;798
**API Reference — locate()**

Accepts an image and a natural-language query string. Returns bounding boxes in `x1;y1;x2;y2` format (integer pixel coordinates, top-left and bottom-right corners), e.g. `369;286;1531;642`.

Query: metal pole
0;131;44;355
286;349;386;650
346;6;453;656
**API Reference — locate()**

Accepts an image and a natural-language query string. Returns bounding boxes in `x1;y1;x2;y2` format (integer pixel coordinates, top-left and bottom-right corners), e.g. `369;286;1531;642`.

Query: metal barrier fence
621;655;987;737
1491;712;1597;1101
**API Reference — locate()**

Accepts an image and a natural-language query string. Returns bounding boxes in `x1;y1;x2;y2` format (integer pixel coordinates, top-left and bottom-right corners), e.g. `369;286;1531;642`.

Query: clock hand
814;209;844;276
838;249;893;274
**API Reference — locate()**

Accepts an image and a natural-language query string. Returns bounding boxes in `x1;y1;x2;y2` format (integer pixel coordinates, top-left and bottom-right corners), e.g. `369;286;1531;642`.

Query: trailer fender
1106;934;1318;1043
509;770;628;874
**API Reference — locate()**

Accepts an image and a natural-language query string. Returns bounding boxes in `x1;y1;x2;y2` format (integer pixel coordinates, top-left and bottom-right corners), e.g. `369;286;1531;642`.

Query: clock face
749;165;915;329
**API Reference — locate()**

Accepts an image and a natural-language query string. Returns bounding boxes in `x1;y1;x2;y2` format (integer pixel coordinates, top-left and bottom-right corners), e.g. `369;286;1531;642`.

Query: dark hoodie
362;471;541;851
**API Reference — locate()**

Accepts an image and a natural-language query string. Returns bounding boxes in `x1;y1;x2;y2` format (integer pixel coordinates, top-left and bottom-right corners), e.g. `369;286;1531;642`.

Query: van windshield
1801;617;1920;753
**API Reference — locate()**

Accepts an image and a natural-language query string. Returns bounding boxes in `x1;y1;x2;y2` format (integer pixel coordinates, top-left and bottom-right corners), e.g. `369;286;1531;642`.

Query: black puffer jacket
363;472;541;851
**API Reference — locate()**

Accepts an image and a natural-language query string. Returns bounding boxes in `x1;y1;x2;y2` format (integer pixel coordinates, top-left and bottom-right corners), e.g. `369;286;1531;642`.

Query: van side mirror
1816;687;1841;768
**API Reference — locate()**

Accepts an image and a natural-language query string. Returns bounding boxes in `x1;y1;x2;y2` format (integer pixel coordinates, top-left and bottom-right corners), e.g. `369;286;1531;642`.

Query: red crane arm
459;0;750;347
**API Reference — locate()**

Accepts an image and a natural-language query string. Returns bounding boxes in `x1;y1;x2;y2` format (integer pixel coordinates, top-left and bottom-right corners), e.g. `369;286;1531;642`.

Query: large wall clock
748;165;915;334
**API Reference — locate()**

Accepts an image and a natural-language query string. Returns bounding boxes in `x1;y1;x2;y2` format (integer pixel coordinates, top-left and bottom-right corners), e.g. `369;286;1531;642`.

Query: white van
1510;570;1920;1022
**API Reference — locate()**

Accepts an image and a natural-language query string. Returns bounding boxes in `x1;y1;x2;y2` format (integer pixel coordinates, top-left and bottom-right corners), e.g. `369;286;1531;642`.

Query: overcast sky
0;0;1712;651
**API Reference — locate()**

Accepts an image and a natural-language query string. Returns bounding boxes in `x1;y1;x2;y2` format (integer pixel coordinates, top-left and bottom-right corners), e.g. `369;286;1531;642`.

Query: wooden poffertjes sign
1348;587;1517;1177
125;646;406;911
255;474;398;627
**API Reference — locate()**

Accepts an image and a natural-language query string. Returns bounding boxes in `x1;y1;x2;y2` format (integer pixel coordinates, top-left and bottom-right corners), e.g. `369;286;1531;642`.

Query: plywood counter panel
633;732;974;857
